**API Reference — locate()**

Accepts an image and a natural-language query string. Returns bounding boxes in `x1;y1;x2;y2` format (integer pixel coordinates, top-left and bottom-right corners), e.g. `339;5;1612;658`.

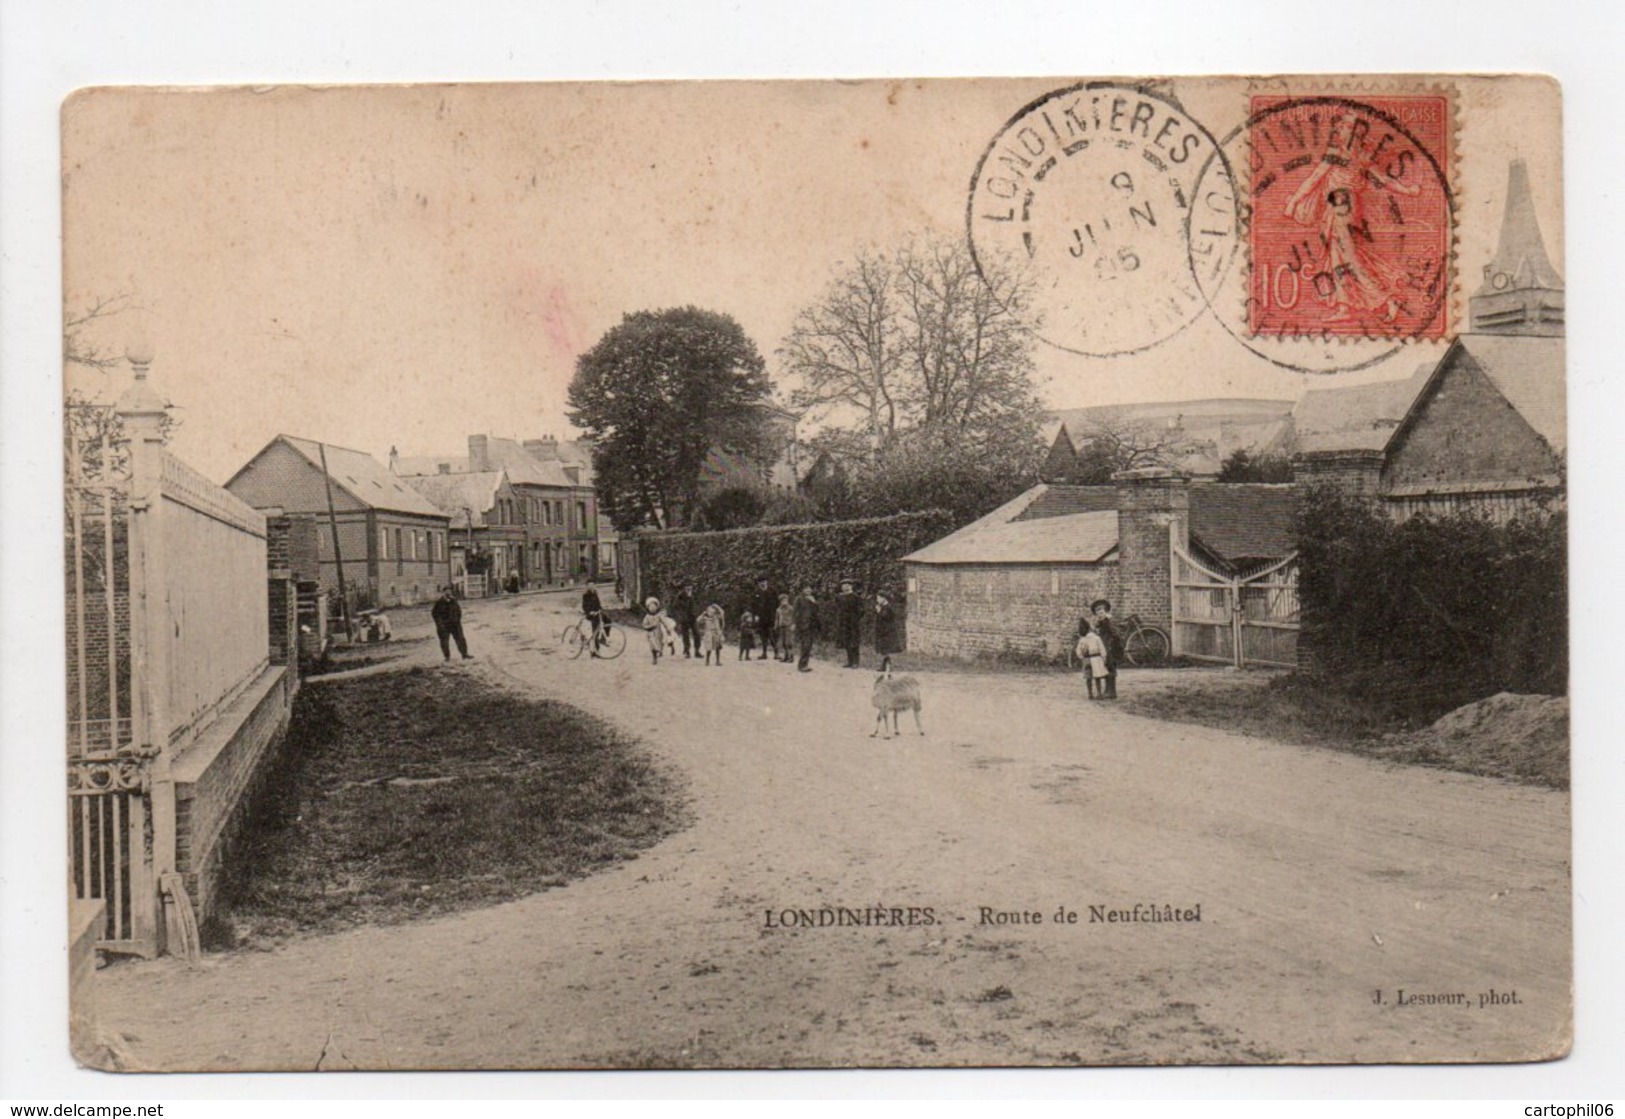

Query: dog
871;672;924;739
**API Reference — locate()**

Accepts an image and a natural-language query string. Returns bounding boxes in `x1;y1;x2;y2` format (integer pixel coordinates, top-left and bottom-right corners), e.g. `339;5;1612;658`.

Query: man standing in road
835;579;863;668
672;583;699;658
754;576;778;660
432;586;472;663
794;585;820;672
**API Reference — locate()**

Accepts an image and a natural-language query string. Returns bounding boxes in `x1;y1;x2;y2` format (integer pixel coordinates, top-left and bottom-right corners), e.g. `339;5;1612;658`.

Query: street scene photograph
57;74;1569;1071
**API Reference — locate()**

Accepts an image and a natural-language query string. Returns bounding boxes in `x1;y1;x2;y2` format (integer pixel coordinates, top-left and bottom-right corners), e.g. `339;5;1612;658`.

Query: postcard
62;74;1567;1069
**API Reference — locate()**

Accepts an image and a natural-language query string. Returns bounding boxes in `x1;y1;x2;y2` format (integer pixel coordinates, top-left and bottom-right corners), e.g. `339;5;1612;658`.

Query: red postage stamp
1246;93;1453;340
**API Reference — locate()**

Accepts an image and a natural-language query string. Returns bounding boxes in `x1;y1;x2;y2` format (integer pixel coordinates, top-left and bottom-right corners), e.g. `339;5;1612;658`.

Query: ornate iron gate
65;405;157;955
1172;541;1300;669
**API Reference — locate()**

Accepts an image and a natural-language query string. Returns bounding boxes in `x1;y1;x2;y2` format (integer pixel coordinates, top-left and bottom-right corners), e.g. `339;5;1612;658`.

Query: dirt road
92;593;1571;1069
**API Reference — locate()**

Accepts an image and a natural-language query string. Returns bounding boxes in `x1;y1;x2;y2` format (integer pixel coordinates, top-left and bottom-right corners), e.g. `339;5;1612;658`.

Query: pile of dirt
1378;692;1568;789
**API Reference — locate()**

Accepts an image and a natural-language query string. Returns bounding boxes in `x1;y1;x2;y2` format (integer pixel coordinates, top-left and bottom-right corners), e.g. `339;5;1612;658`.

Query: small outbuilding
902;473;1301;663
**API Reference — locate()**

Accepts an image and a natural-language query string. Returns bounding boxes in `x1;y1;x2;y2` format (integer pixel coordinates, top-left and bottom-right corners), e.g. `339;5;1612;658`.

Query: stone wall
171;667;296;925
905;562;1116;661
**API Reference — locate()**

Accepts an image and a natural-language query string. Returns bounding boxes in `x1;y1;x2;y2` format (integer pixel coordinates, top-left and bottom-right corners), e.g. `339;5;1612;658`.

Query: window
576;501;588;532
395;528;404;574
379;526;388;559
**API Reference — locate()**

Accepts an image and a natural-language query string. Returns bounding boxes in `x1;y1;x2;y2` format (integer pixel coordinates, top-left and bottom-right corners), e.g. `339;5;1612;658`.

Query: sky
61;77;1561;483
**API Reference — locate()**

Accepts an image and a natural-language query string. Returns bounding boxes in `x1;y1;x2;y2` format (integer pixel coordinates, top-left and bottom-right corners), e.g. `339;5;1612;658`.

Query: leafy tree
1217;448;1295;483
696;486;768;531
568;307;772;531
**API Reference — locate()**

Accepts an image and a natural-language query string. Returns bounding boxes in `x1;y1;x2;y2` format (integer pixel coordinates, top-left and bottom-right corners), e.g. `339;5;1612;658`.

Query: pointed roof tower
1470;159;1564;336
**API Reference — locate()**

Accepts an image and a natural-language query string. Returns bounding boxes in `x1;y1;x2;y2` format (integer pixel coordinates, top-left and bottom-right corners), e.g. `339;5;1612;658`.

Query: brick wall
905;562;1116;660
1113;471;1190;636
267;577;298;668
172;667;295;924
1292;450;1386;497
1384;355;1561;490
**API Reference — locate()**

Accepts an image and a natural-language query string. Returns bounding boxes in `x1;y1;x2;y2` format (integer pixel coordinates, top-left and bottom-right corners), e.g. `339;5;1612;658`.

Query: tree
780;236;1045;464
1217;448;1295;483
568;307;772;531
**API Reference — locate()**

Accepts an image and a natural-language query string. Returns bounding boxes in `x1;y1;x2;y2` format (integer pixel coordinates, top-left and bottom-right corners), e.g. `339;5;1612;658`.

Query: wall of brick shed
1292;451;1386;498
1383;356;1561;491
905;562;1116;661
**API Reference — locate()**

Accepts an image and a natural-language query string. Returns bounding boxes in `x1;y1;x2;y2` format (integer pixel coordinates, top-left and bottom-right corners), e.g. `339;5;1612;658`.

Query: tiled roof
399;471;507;529
1456;335;1565;453
1188;484;1301;562
904;481;1299;568
1013;485;1119;521
393;454;469;476
903;509;1118;565
1291;366;1431;454
279;437;446;518
481;436;581;488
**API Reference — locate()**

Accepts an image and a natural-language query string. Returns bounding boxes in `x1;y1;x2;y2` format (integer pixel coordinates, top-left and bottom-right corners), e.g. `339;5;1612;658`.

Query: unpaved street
92;592;1571;1069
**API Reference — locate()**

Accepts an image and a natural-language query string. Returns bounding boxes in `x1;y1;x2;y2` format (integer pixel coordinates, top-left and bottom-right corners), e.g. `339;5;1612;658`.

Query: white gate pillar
116;340;174;954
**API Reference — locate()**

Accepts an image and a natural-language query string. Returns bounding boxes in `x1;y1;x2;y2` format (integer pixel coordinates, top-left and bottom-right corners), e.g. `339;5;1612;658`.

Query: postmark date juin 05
968;83;1235;358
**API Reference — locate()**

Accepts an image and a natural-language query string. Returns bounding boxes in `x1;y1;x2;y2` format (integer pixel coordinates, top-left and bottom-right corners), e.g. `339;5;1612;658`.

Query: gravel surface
87;592;1571;1070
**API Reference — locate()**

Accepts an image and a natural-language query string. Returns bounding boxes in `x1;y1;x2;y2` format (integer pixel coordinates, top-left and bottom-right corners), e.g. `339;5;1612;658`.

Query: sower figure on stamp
1089;598;1123;700
432;586;471;662
836;579;863;668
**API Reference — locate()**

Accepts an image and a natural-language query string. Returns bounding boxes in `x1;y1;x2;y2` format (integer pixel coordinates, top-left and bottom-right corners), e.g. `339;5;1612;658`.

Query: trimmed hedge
633;510;955;640
1296;486;1566;723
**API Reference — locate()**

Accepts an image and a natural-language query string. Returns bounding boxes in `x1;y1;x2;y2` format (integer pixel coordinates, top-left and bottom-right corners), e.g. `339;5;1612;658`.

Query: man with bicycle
582;584;609;656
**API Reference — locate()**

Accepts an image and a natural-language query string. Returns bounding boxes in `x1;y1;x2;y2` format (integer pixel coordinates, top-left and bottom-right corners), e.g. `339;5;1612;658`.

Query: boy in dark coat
672;584;699;658
835;579;863;668
794;585;820;672
754;577;778;660
432;586;471;662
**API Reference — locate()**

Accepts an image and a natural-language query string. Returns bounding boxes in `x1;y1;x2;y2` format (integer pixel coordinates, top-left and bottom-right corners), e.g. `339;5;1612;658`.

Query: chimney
468;434;490;472
437;463;452;475
388;445;399;473
524;436;561;461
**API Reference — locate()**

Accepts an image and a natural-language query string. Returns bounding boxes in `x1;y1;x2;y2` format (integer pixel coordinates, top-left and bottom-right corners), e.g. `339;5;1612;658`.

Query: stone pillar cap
1110;466;1189;483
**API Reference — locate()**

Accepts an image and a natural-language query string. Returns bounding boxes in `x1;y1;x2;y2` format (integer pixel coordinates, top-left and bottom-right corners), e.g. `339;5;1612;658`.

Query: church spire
1470;159;1564;336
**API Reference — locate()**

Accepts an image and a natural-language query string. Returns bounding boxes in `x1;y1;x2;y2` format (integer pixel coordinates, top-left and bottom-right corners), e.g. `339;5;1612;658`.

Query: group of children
639;594;799;666
1074;598;1121;701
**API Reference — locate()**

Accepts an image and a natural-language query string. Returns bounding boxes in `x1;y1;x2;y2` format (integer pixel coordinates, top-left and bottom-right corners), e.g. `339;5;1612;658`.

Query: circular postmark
1188;93;1456;375
967;82;1236;358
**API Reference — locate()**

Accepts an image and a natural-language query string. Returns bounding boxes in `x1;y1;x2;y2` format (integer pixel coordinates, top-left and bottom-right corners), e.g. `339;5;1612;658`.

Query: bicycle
1118;613;1170;667
561;614;627;660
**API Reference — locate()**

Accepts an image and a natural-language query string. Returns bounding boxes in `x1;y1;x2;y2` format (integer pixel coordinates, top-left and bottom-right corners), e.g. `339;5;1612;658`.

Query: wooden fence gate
1171;539;1301;669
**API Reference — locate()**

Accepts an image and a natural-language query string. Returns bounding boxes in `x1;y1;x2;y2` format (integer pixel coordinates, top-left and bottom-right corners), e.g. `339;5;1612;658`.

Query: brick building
903;476;1299;661
391;433;600;587
225;436;453;609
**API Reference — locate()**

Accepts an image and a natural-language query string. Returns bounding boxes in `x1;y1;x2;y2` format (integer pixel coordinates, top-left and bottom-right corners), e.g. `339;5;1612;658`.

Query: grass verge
209;665;689;948
1119;672;1567;789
